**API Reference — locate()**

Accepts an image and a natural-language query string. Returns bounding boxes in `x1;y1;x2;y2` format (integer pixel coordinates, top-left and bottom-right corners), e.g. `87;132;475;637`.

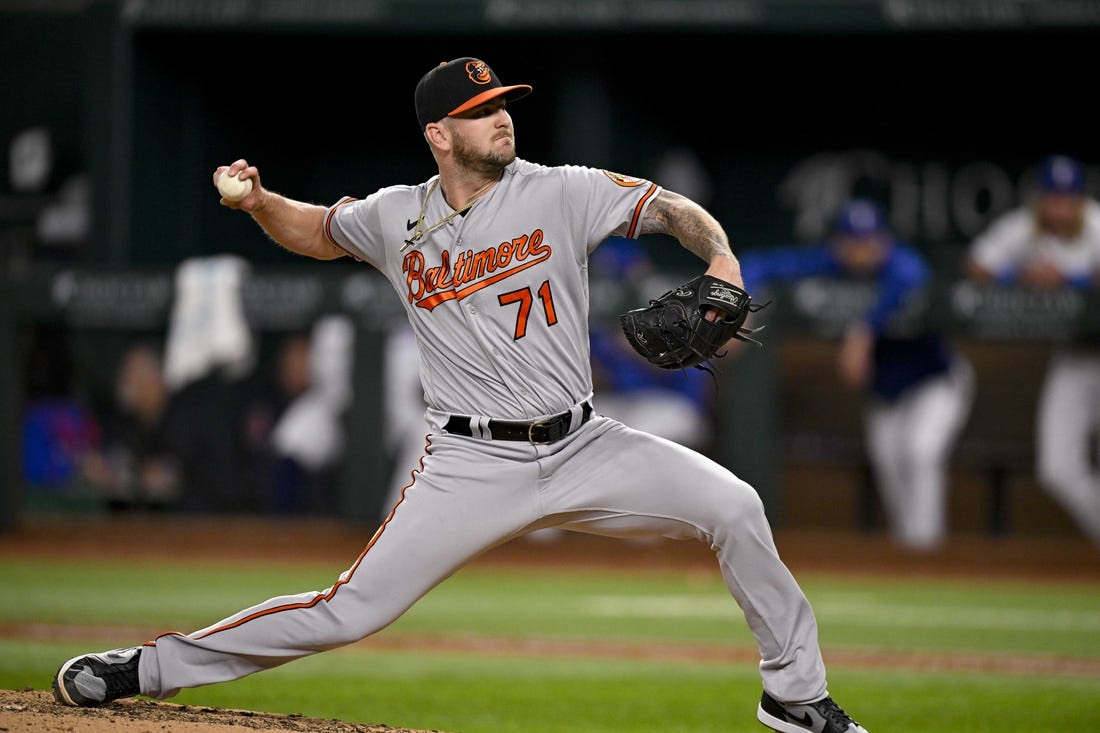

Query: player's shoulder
374;178;435;200
889;238;925;260
1081;199;1100;244
886;240;931;274
993;205;1033;229
505;159;593;192
971;205;1031;244
507;158;581;182
509;159;651;187
1082;199;1100;225
336;178;434;212
507;158;550;176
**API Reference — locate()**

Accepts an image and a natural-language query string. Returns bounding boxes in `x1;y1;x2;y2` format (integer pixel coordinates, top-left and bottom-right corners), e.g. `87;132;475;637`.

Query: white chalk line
584;595;1100;631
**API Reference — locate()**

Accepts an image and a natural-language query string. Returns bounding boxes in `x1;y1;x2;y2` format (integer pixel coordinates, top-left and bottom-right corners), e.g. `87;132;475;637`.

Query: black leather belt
444;401;593;444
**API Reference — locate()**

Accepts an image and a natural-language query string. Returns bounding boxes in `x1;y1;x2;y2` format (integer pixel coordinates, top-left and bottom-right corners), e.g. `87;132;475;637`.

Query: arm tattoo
639;190;735;262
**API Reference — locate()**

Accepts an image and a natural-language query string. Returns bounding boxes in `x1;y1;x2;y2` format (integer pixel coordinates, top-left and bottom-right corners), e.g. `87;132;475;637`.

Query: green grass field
3;556;1099;732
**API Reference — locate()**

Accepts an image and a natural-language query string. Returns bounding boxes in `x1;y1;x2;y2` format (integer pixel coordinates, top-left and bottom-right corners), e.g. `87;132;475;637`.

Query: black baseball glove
618;274;766;371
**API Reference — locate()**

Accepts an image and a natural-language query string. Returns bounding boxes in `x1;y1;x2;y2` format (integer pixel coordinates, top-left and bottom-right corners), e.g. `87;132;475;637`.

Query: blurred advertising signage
50;270;171;328
240;273;328;330
950;281;1088;340
44;269;404;332
339;271;404;327
758;277;929;339
777;150;1098;247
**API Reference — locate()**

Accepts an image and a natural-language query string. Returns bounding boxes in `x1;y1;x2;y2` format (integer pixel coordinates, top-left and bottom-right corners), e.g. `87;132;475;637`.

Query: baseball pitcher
53;57;868;733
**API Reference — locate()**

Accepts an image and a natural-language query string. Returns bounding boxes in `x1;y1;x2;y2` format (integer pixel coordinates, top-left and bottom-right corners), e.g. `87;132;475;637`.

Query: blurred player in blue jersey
741;199;974;551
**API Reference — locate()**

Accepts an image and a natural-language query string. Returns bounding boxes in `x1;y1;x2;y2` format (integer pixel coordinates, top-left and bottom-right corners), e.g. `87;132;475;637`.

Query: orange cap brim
448;84;533;116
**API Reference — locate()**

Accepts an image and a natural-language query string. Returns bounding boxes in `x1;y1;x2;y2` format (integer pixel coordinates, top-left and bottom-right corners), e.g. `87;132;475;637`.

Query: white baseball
217;171;253;202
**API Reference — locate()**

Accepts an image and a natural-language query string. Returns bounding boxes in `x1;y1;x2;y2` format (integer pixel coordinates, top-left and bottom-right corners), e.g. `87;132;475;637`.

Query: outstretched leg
56;434;544;702
539;418;867;731
541;418;825;704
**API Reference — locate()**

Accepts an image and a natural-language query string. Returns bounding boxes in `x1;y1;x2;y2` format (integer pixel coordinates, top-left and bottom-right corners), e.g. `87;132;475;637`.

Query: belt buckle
528;419;551;445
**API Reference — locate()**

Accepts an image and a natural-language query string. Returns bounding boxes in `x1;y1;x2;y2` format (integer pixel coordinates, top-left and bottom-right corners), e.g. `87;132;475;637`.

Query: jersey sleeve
967;209;1031;281
558;165;661;253
1083;201;1100;276
322;191;388;269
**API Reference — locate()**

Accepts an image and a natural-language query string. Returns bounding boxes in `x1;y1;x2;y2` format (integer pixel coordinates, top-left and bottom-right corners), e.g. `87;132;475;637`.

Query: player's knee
907;438;946;468
1037;458;1077;497
1036;437;1087;492
316;595;402;645
712;478;768;530
324;616;389;646
896;521;945;551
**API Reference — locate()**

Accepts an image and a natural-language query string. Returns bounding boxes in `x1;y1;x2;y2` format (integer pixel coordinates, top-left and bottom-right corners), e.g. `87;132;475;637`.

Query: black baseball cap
415;57;532;129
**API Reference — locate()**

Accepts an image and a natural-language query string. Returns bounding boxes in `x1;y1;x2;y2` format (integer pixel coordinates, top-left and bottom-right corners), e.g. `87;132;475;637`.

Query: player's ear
424;121;451;151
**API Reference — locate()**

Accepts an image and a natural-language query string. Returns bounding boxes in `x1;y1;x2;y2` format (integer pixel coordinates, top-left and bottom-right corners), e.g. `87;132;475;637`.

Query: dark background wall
126;25;1100;269
3;2;1097;272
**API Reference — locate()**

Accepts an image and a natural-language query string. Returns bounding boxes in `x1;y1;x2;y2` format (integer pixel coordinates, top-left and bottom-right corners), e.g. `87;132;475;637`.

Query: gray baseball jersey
134;159;830;710
324;158;656;420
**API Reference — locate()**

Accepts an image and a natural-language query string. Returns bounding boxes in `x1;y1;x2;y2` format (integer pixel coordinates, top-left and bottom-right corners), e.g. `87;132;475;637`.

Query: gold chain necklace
400;177;496;252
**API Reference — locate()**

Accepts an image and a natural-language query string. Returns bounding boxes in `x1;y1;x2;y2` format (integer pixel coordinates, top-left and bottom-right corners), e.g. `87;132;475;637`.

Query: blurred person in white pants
967;154;1100;546
863;359;974;549
381;321;431;519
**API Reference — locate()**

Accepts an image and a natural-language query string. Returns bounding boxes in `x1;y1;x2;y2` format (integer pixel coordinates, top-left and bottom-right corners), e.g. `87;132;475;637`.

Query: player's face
832;233;890;274
448;99;516;174
1035;192;1085;239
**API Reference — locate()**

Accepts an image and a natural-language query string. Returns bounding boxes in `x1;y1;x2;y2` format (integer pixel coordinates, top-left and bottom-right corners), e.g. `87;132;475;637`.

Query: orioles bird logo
601;170;646;187
466;60;493;85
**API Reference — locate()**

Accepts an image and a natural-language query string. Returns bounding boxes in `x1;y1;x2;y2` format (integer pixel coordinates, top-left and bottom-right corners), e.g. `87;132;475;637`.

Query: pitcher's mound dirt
0;688;440;733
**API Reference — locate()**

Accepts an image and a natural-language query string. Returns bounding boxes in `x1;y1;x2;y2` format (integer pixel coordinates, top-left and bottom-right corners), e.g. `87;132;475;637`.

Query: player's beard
452;128;516;176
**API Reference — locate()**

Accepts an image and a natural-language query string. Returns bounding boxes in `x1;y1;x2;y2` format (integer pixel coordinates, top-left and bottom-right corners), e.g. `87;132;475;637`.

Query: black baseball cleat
52;646;142;707
757;691;868;733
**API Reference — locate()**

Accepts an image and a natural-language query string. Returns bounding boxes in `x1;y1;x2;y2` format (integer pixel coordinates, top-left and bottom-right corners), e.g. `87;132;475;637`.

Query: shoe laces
94;652;140;698
814;697;858;730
